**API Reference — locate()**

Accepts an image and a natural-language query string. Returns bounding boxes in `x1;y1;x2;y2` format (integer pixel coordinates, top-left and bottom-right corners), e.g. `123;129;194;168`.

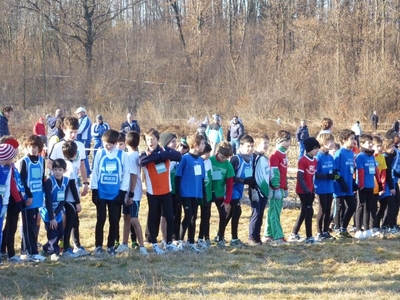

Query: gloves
243;177;255;187
326;173;336;180
117;190;126;206
91;189;98;206
337;176;349;193
0;205;8;218
378;182;384;192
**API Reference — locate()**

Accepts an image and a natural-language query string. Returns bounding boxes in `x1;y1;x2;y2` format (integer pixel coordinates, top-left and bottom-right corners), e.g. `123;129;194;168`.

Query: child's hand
76;203;82;213
221;202;230;213
81;184;88;197
25;198;33;207
50;219;58;229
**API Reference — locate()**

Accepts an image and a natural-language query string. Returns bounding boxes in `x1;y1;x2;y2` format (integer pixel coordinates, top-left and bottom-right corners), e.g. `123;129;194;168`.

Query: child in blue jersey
226;134;255;247
197;142;213;249
314;133;336;241
40;159;69;261
176;134;206;252
376;138;397;233
0;143;18;264
61;141;83;258
91;129;130;256
116;131;148;255
333;129;357;238
19;135;46;262
354;134;382;239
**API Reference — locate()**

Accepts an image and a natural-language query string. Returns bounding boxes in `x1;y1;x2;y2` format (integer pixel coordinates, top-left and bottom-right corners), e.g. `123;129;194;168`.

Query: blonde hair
186;134;204;149
317;133;334;146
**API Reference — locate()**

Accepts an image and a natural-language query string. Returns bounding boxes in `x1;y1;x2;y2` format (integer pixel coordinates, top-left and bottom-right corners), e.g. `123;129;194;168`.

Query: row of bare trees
1;0;400;126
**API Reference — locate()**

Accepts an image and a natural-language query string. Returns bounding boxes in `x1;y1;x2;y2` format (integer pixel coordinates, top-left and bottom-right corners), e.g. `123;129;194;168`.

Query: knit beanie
3;138;19;149
0;144;17;162
159;132;177;147
303;137;320;153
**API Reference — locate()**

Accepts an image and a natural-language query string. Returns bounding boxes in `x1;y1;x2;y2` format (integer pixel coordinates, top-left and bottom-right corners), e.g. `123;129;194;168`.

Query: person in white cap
75;107;92;176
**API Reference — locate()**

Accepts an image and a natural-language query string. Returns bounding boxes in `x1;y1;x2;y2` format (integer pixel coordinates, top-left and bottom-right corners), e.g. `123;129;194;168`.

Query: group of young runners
1;113;400;263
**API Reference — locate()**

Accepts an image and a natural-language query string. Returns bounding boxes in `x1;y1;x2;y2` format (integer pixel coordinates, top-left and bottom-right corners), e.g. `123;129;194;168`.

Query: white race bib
155;163;167;174
212;170;222;180
194;165;202;176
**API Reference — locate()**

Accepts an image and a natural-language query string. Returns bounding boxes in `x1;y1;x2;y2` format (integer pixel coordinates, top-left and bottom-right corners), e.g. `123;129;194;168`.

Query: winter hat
159;133;177;147
3;138;19;149
0;144;17;162
303;137;320;153
96;114;103;121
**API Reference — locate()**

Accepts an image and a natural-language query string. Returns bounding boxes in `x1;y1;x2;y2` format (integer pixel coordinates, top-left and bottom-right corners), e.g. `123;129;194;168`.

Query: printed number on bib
155;163;167;174
57;191;65;202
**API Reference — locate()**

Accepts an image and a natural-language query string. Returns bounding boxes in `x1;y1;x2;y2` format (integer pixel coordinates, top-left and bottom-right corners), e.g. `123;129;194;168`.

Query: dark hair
144;128;160;141
126;131;140;149
102;129;119;144
52;158;67;170
117;132;126;143
217;141;233;157
359;133;373;145
338;129;355;144
2;106;13;113
202;142;212;154
62;140;78;160
321;118;334;130
63;116;79;130
25;135;44;152
372;135;383;145
240;134;254;145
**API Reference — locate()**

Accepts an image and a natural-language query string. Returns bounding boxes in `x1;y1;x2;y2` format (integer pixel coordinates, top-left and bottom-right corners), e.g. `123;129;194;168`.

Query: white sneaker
354;230;366;239
161;240;167;250
364;229;373;238
152;244;165;255
8;255;23;263
116;243;130;254
50;254;60;261
188;243;201;253
177;240;185;251
139;246;149;256
197;239;209;250
288;233;303;242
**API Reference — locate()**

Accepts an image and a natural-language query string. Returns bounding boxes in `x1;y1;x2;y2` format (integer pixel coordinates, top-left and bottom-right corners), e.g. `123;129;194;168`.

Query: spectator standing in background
120;113;140;134
351;121;362;148
295;120;310;160
206;114;223;156
47;109;63;133
229;116;244;155
75;107;92;176
370;111;379;132
0;106;13;138
91;114;110;160
33;117;46;136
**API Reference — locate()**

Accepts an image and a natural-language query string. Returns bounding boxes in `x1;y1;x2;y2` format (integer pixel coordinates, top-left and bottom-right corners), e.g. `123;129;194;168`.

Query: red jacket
33;118;46;135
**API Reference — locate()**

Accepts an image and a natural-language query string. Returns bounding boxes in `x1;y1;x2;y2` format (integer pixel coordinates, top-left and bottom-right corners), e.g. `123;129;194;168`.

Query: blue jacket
0;112;9;138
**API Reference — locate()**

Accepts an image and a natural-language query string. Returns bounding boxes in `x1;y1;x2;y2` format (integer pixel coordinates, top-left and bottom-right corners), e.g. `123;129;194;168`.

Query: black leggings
95;199;120;248
180;198;199;244
292;193;314;238
225;199;242;240
198;202;211;240
316;193;333;234
146;193;173;244
377;196;395;228
334;195;356;230
215;198;228;240
1;201;21;258
356;188;373;231
64;202;80;250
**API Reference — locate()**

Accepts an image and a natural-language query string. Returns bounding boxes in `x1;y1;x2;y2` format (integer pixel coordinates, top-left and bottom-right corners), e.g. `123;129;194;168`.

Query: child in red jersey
289;137;320;244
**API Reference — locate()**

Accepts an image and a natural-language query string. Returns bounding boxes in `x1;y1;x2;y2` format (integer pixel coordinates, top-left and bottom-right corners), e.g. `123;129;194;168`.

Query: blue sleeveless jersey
97;149;124;200
40;175;68;223
232;154;253;200
0;164;10;209
23;156;44;209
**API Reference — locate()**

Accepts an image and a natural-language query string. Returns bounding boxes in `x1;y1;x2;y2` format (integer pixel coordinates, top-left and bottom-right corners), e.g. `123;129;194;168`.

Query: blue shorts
122;201;140;219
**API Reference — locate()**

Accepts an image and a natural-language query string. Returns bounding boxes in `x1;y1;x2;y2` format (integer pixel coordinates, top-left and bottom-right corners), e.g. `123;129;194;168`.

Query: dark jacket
229;122;244;140
0;112;9;138
296;125;310;142
120;120;140;134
